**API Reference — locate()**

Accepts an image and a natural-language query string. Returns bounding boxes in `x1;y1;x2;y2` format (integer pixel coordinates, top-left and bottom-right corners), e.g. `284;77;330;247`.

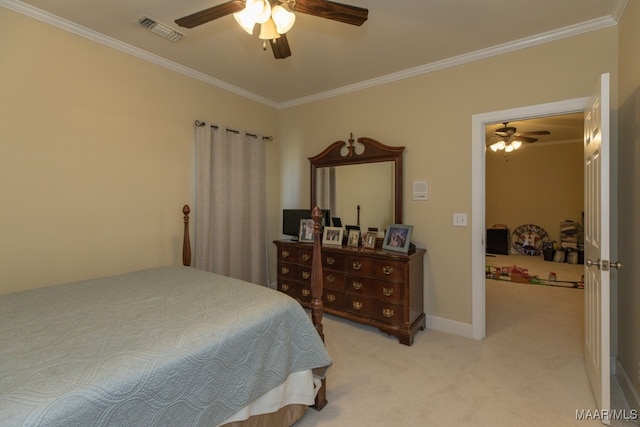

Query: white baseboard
426;315;473;339
616;359;640;415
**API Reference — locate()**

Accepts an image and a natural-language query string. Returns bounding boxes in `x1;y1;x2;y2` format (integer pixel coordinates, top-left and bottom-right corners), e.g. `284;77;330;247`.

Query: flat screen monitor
282;209;330;240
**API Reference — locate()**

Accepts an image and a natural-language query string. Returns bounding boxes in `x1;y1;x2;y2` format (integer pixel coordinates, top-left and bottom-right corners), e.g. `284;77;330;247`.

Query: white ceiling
4;0;626;109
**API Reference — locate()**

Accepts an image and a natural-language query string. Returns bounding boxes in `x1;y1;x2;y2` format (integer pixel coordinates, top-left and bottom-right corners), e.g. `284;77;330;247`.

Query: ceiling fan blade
291;0;369;26
494;124;517;137
518;136;539;143
516;130;551;136
175;0;245;28
270;34;292;59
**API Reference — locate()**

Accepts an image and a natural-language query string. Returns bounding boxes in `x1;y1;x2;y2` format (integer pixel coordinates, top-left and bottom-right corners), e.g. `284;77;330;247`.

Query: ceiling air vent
139;17;184;42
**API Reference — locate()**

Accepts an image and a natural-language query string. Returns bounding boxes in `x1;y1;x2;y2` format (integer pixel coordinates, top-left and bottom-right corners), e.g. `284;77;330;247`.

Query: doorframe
471;97;589;340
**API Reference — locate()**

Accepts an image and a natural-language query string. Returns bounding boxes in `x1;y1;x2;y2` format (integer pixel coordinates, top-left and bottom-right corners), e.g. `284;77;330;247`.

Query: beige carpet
295;278;636;427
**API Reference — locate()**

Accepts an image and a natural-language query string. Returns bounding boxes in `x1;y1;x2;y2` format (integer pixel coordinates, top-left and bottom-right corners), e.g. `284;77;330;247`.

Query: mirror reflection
316;162;395;231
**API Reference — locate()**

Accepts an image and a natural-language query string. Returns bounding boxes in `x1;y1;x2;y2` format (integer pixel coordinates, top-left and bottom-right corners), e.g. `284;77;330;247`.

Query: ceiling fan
488;122;550;152
175;0;369;59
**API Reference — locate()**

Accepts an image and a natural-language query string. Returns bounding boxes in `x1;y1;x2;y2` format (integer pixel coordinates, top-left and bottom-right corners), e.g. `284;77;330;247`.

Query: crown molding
278;15;619;109
2;0;620;110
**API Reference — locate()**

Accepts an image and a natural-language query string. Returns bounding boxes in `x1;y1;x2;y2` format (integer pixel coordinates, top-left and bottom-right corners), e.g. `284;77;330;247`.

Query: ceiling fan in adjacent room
488;122;550;153
175;0;369;59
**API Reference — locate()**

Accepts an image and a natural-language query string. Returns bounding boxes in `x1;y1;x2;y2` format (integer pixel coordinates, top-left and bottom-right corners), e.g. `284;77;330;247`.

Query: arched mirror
310;135;405;231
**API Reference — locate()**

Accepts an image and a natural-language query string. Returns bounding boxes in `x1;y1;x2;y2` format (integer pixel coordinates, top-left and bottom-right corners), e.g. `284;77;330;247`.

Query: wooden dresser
274;240;426;345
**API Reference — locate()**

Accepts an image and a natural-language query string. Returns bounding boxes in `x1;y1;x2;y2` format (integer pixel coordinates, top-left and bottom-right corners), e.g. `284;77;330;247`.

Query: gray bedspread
0;266;331;426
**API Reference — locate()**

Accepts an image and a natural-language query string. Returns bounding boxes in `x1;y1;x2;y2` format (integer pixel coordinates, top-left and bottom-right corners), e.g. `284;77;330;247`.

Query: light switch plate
453;213;468;227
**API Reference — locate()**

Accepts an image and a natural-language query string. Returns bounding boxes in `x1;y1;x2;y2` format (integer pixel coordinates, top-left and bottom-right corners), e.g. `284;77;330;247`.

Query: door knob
586;258;601;269
611;261;623;270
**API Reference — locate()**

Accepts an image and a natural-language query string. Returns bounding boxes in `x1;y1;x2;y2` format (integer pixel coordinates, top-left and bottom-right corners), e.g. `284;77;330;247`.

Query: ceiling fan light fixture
504;144;514;153
271;5;295;34
259;18;280;40
233;9;256;35
489;143;499;152
511;140;522;150
247;0;271;24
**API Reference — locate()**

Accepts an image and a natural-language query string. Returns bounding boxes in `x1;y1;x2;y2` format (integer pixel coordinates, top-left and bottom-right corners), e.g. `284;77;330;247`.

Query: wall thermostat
413;181;429;201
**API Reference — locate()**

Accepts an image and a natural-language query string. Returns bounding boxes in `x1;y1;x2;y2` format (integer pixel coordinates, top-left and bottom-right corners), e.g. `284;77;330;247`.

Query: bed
0;205;329;427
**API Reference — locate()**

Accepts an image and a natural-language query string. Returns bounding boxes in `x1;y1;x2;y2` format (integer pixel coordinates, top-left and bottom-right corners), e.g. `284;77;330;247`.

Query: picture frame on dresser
322;226;343;246
363;231;377;249
347;229;360;248
299;219;315;242
382;224;413;253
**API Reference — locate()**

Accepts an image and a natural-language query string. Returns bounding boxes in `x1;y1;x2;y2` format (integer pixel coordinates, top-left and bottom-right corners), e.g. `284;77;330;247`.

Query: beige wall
617;0;640;411
276;28;617;325
486;142;584;245
0;8;278;294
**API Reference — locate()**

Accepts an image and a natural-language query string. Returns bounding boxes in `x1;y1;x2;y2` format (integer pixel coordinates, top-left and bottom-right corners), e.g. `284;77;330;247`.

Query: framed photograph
322;226;344;246
298;218;315;243
382;224;413;253
363;231;377;249
347;229;360;248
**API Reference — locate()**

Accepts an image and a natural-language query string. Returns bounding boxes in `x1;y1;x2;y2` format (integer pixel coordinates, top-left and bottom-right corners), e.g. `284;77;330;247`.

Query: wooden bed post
182;205;191;267
310;206;324;340
310;206;327;410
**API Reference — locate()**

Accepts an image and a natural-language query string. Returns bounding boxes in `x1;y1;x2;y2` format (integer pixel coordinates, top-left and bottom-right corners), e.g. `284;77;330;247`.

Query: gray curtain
194;124;268;286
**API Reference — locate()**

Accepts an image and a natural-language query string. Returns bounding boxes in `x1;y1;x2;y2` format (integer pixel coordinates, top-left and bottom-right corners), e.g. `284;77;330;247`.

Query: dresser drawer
346;256;404;282
299;247;314;266
277;261;299;280
323;270;346;292
347;276;403;305
322;251;345;270
346;295;403;326
323;290;345;310
278;279;301;300
277;246;299;263
281;280;312;304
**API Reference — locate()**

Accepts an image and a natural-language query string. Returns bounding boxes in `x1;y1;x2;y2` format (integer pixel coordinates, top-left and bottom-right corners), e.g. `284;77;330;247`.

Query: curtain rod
194;120;273;141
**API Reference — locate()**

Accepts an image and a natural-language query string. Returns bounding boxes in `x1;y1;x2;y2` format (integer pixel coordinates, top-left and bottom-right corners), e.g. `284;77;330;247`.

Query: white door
583;72;611;424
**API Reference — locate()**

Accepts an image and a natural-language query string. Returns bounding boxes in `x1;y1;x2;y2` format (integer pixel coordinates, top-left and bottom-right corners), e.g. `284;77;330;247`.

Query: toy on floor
485;264;584;289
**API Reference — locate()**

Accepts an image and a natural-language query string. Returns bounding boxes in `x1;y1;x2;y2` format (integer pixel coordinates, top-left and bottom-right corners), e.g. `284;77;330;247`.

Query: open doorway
471;98;589;340
483;114;584;335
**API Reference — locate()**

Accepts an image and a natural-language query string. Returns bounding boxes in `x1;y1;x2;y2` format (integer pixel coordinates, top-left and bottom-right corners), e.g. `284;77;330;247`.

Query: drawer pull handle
302;289;310;297
382;265;394;275
326;294;336;303
281;267;290;275
382;287;394;297
382;308;395;318
352;261;362;270
281;283;289;291
302;271;310;280
327;274;336;284
352;281;363;290
302;254;311;261
281;250;290;258
352;301;363;310
326;256;336;265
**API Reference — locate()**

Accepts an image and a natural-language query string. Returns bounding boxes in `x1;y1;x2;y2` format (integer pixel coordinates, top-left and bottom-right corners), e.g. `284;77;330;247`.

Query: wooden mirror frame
309;134;405;225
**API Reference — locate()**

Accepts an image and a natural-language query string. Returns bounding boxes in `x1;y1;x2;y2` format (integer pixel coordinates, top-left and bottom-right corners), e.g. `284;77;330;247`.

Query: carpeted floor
295;276;636;427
